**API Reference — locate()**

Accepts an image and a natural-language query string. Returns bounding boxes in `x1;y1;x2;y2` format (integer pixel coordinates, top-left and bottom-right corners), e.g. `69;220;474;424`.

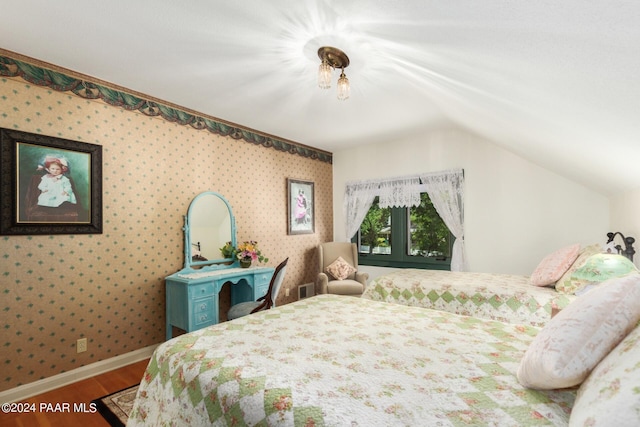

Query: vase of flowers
236;240;268;268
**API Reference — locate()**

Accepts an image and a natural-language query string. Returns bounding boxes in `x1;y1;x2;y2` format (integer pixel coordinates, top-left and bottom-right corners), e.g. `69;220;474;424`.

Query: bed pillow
555;244;602;294
571;253;637;282
569;323;640;426
517;274;640;389
558;252;638;295
530;243;580;286
326;256;356;280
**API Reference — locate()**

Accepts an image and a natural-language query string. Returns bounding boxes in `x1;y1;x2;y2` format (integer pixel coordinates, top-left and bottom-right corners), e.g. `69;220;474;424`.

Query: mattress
361;269;577;326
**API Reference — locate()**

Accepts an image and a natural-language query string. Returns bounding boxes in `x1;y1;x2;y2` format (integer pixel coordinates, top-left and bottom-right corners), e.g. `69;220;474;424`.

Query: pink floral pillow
517;274;640;389
530;243;580;286
326;256;356;281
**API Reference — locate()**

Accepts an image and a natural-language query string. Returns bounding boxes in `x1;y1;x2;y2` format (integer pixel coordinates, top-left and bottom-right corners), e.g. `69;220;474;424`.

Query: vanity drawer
190;282;214;299
255;284;269;298
194;298;214;314
255;272;272;286
194;310;214;326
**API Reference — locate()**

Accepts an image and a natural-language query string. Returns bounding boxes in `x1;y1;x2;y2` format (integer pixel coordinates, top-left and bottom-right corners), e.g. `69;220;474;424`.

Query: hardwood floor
1;359;149;427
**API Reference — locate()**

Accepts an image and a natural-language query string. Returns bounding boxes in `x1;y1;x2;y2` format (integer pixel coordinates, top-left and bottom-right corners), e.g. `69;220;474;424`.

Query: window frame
353;201;453;271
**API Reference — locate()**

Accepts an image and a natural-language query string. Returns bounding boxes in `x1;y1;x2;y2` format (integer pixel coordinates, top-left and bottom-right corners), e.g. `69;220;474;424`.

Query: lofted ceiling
2;1;639;195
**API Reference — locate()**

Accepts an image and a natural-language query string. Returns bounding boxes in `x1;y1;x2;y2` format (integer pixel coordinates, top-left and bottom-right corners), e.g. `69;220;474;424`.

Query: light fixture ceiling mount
317;46;350;70
317;46;350;100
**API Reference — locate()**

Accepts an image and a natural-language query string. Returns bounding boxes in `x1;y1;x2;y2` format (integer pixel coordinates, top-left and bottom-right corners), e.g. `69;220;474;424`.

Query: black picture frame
287;178;314;235
0;128;102;235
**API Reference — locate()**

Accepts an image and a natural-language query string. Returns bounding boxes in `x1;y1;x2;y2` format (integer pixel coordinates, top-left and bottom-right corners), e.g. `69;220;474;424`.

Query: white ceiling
2;1;639;195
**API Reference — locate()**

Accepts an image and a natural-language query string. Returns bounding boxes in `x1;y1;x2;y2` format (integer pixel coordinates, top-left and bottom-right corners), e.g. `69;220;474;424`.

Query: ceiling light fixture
317;46;350;101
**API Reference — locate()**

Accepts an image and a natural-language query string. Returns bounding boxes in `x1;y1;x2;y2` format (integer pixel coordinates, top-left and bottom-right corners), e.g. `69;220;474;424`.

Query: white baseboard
0;344;158;403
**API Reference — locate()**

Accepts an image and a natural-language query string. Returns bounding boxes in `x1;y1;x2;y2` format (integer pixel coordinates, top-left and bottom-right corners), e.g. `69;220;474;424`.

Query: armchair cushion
327;280;365;295
326;256;357;280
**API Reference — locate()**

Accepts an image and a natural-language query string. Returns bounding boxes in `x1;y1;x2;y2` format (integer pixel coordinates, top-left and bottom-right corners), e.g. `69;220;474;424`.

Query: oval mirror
184;191;236;270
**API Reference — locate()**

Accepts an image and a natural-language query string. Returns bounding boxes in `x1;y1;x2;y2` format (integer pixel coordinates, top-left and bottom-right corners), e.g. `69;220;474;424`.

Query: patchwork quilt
129;295;574;426
361;269;576;327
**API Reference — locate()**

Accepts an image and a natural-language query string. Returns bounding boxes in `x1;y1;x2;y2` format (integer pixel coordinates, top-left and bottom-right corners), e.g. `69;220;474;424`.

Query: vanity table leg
166;292;172;340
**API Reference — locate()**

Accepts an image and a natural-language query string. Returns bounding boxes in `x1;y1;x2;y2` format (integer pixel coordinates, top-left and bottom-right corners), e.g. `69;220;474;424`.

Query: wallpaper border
0;49;332;164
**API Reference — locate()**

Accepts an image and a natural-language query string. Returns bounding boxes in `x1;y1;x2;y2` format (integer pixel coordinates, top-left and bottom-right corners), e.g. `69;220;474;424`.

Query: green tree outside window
355;193;452;269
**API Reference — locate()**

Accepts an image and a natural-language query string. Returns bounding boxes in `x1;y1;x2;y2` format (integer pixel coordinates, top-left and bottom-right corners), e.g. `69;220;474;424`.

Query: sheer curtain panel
419;169;467;271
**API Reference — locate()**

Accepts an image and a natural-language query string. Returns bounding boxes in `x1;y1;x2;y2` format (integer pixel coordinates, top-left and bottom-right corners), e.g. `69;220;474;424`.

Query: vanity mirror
183;191;236;271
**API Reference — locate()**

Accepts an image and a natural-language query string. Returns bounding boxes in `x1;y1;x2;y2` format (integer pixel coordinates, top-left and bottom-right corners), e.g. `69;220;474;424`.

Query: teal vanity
165;192;274;340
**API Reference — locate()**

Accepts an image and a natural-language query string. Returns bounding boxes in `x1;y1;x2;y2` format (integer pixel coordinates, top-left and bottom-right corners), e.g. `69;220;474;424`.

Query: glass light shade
318;61;332;89
337;71;350;100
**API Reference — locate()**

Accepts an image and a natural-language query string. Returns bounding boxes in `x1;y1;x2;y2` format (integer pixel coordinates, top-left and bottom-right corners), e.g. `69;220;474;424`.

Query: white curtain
344;181;379;241
419;169;467;272
343;169;467;271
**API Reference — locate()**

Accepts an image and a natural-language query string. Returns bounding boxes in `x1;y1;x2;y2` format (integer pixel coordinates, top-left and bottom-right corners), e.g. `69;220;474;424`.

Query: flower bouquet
235;240;268;267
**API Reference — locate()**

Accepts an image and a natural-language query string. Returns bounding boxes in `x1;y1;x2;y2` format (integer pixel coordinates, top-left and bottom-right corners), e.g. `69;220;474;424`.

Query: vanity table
165;192;274;340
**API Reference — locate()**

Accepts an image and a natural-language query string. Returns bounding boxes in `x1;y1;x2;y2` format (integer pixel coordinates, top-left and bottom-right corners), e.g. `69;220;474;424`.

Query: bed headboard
606;232;636;262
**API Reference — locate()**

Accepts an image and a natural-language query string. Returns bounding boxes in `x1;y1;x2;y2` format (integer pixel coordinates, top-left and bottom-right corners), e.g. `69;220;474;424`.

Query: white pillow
517;274;640;389
569;323;640;426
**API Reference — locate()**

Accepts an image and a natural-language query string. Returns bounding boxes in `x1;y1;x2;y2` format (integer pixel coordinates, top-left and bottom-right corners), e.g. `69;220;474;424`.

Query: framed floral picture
0;128;102;235
287;178;314;235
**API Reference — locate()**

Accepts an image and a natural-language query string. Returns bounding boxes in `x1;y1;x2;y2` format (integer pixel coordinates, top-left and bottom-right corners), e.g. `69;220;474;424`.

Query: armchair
316;242;368;296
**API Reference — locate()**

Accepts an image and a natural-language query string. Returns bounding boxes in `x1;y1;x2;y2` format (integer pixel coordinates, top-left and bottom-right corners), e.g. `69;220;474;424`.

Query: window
354;193;453;270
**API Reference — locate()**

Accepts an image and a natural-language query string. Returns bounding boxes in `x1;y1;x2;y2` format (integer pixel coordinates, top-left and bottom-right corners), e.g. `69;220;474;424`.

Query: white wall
609;188;640;268
333;129;609;277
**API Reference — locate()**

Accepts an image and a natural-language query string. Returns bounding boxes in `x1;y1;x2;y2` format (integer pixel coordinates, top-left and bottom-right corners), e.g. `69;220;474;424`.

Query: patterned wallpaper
0;65;333;391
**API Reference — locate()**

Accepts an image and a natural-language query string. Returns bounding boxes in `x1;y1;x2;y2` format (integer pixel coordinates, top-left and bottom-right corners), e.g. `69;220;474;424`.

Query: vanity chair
316;242;368;296
164;191;275;340
228;258;288;320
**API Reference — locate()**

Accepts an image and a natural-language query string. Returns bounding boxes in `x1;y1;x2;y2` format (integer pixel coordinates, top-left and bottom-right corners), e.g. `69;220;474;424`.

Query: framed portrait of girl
0;128;102;235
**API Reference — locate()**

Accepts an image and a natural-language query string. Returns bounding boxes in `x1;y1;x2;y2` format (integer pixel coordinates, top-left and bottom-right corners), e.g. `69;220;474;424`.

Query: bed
129;294;576;426
361;237;639;327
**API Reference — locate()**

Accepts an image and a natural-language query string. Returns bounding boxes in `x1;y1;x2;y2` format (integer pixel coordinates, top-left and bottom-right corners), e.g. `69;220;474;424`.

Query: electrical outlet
285;288;290;297
77;338;87;353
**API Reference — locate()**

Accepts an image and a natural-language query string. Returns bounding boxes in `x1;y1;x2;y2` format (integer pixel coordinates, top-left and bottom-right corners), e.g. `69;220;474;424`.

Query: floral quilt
128;295;574;426
361;269;576;327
